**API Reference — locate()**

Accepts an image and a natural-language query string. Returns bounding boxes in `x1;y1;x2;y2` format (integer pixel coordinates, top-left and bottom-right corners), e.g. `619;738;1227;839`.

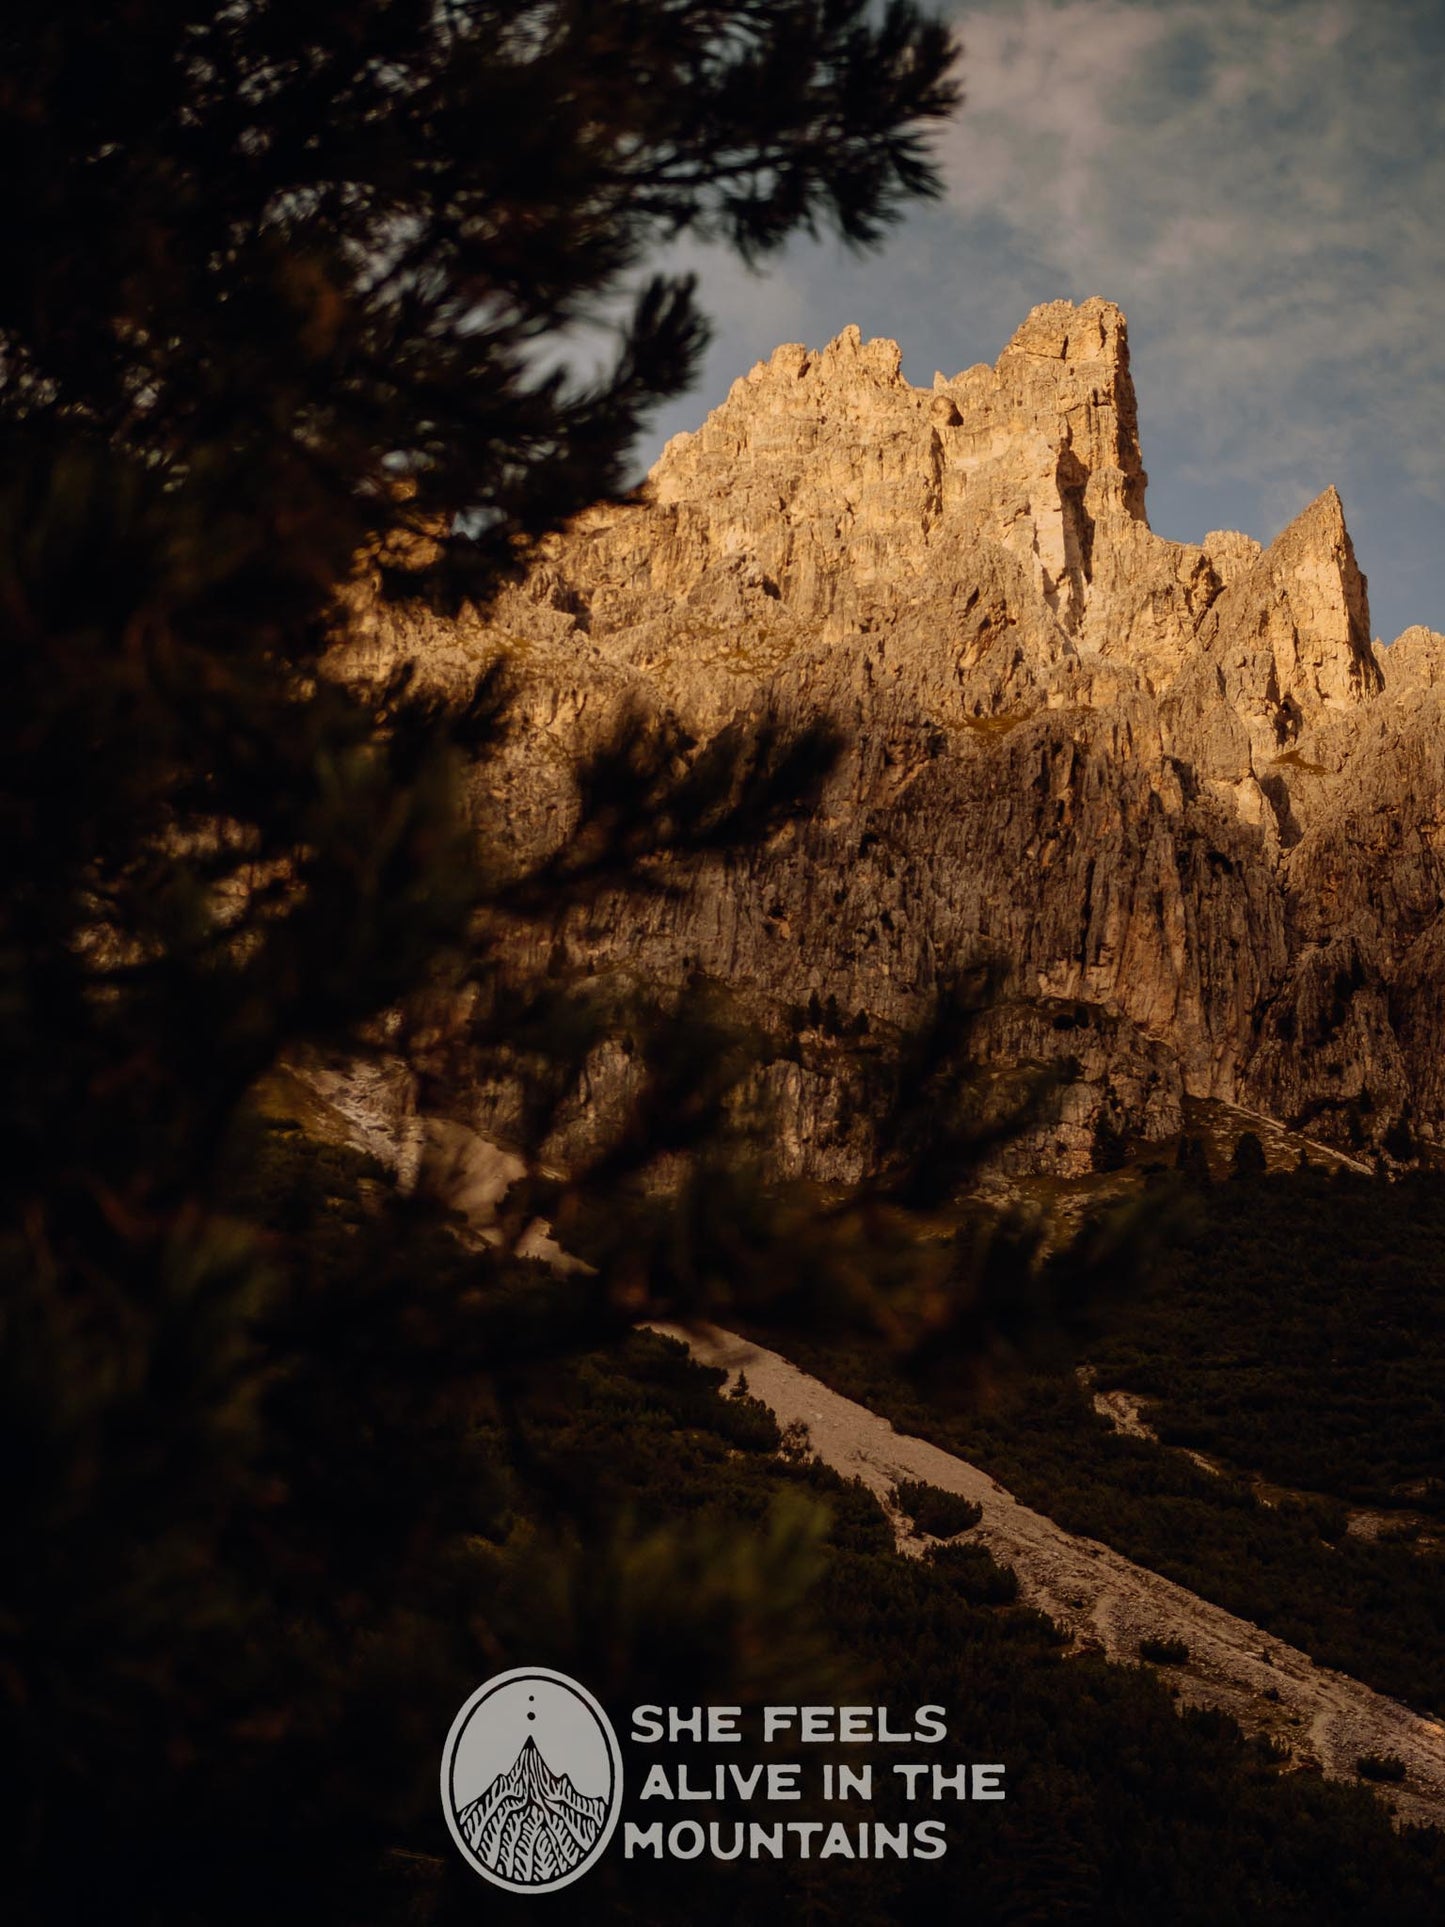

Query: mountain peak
999;294;1129;364
345;295;1444;1172
638;295;1150;644
1193;483;1380;759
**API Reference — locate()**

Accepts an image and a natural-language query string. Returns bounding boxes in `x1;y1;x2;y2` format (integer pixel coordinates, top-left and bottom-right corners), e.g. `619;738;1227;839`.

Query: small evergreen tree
1175;1133;1214;1186
1230;1131;1268;1180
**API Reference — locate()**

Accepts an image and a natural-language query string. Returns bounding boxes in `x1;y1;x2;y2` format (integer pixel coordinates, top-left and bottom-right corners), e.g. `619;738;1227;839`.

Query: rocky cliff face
335;298;1445;1177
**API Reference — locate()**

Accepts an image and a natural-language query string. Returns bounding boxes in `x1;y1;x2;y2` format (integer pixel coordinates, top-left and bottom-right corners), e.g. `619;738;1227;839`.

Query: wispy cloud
638;0;1445;639
941;0;1445;483
942;3;1169;241
924;0;1445;634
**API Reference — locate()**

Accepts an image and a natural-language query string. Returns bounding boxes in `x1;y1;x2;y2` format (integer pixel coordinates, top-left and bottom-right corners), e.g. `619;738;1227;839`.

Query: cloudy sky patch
639;0;1445;645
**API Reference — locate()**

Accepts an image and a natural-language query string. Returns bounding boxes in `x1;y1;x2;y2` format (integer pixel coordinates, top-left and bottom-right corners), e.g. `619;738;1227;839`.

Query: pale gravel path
650;1322;1445;1830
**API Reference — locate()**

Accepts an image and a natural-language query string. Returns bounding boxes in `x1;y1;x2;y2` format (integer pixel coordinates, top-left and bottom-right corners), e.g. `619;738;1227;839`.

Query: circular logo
440;1667;623;1894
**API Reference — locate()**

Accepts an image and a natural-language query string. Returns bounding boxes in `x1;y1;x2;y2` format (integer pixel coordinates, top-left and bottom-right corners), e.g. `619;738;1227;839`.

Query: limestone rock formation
331;298;1445;1176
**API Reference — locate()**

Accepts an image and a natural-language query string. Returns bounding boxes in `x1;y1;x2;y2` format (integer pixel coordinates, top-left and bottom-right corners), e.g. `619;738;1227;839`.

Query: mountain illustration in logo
456;1733;609;1885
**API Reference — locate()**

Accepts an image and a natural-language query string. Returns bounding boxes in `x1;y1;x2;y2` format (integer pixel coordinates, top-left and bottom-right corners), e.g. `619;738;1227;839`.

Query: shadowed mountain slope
335;299;1445;1175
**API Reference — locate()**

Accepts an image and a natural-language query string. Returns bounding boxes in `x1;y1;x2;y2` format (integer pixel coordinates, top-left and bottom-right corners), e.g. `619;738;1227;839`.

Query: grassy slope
230;1117;1445;1918
767;1168;1445;1718
503;1331;1445;1923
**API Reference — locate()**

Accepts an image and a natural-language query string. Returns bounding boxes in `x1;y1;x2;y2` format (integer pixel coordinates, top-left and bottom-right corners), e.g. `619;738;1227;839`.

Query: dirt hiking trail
652;1322;1445;1830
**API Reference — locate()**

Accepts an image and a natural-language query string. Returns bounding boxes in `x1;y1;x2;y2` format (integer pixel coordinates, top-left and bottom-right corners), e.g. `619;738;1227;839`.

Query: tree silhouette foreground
0;7;968;1924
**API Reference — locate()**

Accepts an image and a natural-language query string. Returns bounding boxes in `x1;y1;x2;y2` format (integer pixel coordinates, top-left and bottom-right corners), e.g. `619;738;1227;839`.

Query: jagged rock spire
338;296;1444;1170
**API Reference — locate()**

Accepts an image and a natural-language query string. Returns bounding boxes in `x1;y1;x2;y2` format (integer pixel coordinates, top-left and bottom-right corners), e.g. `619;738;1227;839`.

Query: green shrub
1140;1635;1191;1666
893;1478;983;1538
1230;1130;1268;1179
927;1540;1020;1605
720;1375;783;1451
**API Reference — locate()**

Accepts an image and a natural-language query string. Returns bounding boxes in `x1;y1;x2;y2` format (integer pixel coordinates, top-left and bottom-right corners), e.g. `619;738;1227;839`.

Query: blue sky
635;0;1445;647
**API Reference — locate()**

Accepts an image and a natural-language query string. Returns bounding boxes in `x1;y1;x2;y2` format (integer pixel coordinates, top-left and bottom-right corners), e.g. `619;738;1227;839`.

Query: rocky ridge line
334;297;1445;1175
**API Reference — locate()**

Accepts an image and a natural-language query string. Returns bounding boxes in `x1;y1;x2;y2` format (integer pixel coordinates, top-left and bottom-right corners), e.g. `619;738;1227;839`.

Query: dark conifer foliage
0;8;961;1922
0;2;959;592
0;0;960;1228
